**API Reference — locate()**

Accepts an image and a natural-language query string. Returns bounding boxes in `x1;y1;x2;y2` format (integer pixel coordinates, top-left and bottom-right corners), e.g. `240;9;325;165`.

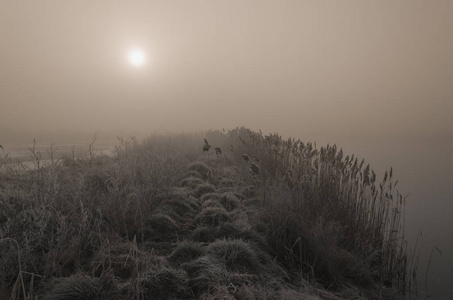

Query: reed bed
0;129;414;299
219;127;414;294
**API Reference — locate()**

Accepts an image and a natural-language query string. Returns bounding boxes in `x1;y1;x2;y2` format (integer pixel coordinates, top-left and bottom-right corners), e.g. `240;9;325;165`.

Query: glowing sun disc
128;49;145;67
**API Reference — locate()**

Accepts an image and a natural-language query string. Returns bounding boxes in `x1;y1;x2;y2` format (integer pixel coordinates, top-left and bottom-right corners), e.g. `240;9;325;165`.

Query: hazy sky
1;0;452;143
2;1;453;294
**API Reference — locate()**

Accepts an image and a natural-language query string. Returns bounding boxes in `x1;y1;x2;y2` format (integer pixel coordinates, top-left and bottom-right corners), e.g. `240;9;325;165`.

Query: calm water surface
339;137;453;299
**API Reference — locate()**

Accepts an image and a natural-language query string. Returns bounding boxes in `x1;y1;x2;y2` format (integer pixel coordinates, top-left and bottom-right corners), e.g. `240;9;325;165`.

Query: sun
128;48;146;67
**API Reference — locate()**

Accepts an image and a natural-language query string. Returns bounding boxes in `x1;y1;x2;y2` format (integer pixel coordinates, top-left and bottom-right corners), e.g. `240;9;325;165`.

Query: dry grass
0;128;414;299
192;207;231;227
138;265;189;299
167;241;206;265
182;255;230;295
41;272;118;300
207;239;261;274
224;127;413;295
218;192;241;212
180;176;206;189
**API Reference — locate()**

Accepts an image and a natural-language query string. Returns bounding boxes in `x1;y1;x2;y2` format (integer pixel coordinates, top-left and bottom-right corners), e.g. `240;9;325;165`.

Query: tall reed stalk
222;127;413;293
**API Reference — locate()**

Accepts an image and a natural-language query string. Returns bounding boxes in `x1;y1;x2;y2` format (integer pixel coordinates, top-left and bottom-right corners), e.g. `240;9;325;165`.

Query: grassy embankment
0;128;415;299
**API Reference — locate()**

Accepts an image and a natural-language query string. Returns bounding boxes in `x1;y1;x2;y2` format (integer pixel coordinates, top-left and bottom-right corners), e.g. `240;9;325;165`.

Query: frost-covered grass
0;129;414;299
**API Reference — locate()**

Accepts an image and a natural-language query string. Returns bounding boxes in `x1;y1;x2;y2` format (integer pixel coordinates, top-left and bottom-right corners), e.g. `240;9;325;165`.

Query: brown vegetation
0;128;415;299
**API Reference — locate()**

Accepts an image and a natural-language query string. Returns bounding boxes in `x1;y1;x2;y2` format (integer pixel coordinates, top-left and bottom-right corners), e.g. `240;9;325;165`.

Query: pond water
0;143;115;171
337;137;453;299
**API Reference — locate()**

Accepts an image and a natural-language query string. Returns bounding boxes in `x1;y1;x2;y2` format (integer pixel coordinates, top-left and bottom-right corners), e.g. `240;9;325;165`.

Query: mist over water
1;0;453;297
341;137;453;298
